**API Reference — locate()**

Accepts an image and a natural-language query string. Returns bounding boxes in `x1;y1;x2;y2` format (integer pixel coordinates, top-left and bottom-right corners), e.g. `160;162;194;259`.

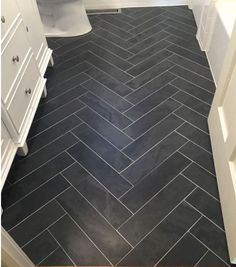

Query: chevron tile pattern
2;6;233;266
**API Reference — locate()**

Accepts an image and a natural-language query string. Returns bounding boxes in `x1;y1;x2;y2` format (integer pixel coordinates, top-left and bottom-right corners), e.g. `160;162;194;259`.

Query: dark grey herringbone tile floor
2;6;233;266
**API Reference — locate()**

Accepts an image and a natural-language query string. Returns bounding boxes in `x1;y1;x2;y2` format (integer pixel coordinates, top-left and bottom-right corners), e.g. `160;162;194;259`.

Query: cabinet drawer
8;55;40;133
1;0;20;39
2;21;31;103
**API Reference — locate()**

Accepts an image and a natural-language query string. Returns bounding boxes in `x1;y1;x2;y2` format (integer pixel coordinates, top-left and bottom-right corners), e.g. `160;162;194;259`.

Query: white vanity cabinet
1;0;52;188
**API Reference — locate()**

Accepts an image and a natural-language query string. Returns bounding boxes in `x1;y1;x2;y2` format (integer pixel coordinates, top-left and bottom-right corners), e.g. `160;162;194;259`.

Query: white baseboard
85;0;188;10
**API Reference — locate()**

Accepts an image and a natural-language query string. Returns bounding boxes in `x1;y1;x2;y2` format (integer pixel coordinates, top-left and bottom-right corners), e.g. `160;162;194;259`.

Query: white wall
84;0;188;9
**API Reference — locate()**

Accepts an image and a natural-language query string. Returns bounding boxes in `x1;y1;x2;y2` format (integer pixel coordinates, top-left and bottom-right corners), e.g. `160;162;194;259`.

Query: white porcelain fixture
36;0;92;37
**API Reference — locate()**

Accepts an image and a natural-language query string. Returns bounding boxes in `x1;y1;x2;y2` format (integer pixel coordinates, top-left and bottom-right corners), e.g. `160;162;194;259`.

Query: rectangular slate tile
123;114;183;160
196;251;228;267
76;107;132;149
167;43;208;67
28;99;83;138
121;153;191;212
174;105;209;133
128;29;169;54
72;124;131;172
62;163;132;228
49;215;110;265
127;49;172;77
23;230;58;264
177;122;212;152
82;79;132;112
126;59;173;90
27;115;81;155
87;53;133;83
121;132;187;184
123;98;181;139
171;77;214;105
88;43;133;70
125;71;176;104
180;141;215;174
92;35;134;59
183;163;219;199
163;8;195;24
86;67;133;97
2;175;70;231
39;247;74;266
99;15;133;31
8;133;78;183
170;65;215;93
67;142;132;197
190;217;230;262
168;53;214;80
118;202;200;265
2;153;74;209
158;233;206;266
172;91;210;117
124;84;178;121
119;176;195;245
35;87;86;120
164;26;197;42
186;188;224;229
127;37;170;65
80;92;132;129
9;201;65;247
57;188;132;264
46;72;89;99
164;18;197;35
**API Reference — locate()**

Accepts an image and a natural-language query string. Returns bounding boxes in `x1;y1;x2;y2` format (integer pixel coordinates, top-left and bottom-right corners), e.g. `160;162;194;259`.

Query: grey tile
72;124;132;172
62;162;132;228
121;132;187;184
118;202;200;265
196;251;228;267
177;122;212;152
172;91;210;117
125;71;176;104
2;153;74;209
126;59;173;90
164;26;197;42
86;67;133;97
124;98;181;139
67;142;132;197
121;153;191;212
8;133;78;183
124;84;178;121
190;217;230;262
159;233;206;266
180;141;215;174
49;215;110;265
57;188;132;264
2;175;70;231
99;15;133;31
82;79;132;112
186;188;224;229
76;107;132;149
123;114;183;160
164;18;197;35
119;176;195;245
129;8;165;26
80;92;132;129
9;201;65;247
183;163;219;199
39;247;74;266
23;231;58;264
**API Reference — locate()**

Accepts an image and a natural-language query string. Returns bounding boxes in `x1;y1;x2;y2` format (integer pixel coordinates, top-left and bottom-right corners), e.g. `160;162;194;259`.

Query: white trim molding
85;0;188;9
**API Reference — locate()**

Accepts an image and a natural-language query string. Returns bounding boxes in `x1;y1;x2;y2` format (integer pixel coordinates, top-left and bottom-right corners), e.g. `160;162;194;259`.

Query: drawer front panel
1;0;20;39
8;55;40;133
2;21;30;103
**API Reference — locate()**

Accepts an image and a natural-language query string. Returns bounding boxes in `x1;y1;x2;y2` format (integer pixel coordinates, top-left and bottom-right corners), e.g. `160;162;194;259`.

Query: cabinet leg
17;142;28;156
49;55;54;67
42;85;47;98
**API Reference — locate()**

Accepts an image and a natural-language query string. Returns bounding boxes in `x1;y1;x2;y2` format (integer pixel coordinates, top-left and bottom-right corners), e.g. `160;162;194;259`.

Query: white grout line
153;215;203;266
47;228;77;266
7;186;72;232
37;246;60;266
194;250;209;267
56;178;134;252
189;232;230;266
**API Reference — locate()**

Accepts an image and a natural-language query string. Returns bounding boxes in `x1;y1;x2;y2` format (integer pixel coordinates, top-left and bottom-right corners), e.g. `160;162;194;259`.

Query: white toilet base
37;0;92;37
